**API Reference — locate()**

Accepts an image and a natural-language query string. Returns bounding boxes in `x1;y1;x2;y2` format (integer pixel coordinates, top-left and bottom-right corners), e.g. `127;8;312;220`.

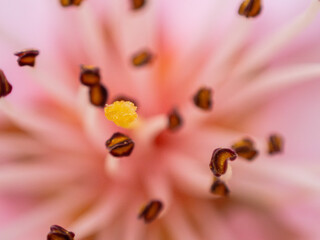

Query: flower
0;0;320;239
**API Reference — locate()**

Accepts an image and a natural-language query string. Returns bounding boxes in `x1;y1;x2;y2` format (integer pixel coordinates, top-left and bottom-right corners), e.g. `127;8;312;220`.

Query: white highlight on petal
238;159;320;193
216;63;320;117
0;134;46;159
199;18;253;86
0;99;89;152
104;154;120;176
235;0;320;76
27;65;76;108
0;163;84;193
189;204;234;240
134;114;168;143
70;190;125;239
77;5;111;67
145;170;172;212
166;151;212;198
0;186;95;240
76;86;107;154
165;206;199;240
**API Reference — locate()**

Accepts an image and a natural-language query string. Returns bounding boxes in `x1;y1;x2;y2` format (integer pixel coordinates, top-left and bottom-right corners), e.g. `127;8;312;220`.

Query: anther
193;87;212;110
131;0;146;10
238;0;262;18
60;0;83;7
138;200;163;223
104;101;138;128
0;70;12;98
231;138;258;160
210;178;230;197
89;83;108;107
47;225;75;240
113;95;138;107
132;50;153;67
168;108;183;131
105;132;135;157
80;65;101;86
268;134;283;154
14;49;39;67
209;148;237;177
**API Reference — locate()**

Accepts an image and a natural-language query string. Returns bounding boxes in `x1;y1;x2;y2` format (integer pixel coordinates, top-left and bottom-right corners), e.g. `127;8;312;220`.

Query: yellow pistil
104;101;138;128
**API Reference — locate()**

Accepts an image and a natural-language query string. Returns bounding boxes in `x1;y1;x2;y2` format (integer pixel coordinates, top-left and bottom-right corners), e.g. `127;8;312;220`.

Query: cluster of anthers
0;0;287;238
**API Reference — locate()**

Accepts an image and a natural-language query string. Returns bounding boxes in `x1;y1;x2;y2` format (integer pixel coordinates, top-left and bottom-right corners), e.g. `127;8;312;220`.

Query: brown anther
0;70;12;98
60;0;83;7
138;200;163;223
80;65;101;86
210;178;230;197
131;0;146;10
113;95;138;107
231;138;258;160
193;87;212;110
47;225;75;240
268;134;283;154
89;84;108;107
238;0;262;18
72;0;83;6
209;148;237;177
132;50;153;67
168;108;183;131
106;132;134;157
14;49;39;67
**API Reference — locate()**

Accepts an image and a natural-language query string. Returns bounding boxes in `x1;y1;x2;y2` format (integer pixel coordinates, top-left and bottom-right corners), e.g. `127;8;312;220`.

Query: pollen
104;101;138;128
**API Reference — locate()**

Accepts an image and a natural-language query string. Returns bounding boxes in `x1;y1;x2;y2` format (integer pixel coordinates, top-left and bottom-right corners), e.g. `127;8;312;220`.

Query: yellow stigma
104;101;138;128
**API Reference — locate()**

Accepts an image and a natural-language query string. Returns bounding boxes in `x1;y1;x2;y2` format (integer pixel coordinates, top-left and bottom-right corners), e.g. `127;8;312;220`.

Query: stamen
210;178;230;197
168;108;183;131
60;0;83;7
89;83;108;107
132;50;153;67
47;225;75;240
209;148;237;177
193;87;213;111
268;134;283;154
235;0;320;76
72;0;82;5
113;95;138;107
231;138;258;160
238;0;262;18
0;70;12;98
14;49;39;67
138;200;163;223
80;65;100;86
105;132;135;157
131;0;146;10
104;101;138;128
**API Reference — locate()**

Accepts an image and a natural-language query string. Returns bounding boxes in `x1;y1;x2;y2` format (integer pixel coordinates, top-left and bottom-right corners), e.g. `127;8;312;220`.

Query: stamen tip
104;100;138;128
